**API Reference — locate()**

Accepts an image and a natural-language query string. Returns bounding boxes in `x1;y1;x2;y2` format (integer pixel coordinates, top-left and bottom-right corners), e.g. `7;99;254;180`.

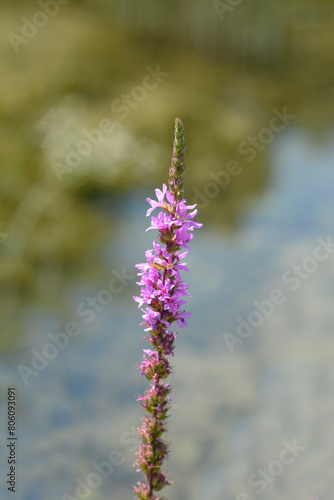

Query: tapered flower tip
174;117;184;137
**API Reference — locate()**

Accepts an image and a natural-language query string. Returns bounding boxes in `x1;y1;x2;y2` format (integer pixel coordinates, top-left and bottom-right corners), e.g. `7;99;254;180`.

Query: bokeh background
1;1;334;499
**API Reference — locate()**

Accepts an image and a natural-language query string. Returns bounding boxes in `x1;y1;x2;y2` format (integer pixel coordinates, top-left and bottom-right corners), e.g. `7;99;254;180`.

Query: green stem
169;117;185;205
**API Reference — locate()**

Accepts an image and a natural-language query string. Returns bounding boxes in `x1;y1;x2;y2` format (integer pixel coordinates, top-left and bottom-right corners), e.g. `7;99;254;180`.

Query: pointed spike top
169;117;186;204
174;117;184;136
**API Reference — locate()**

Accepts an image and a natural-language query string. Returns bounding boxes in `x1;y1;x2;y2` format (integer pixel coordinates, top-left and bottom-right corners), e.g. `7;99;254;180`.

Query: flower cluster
133;118;202;500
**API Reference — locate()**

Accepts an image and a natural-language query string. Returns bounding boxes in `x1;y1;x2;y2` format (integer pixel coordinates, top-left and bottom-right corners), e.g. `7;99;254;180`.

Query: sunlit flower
133;118;202;500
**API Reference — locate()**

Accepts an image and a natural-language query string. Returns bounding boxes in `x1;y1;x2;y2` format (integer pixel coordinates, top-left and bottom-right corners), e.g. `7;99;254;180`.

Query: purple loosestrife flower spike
133;118;202;500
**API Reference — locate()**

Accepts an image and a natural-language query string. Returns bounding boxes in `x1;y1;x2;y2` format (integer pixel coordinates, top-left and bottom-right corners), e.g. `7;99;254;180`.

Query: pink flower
133;118;202;500
146;184;168;216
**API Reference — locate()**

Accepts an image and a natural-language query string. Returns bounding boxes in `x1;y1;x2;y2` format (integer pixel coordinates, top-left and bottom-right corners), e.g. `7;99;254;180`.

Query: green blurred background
1;1;334;500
